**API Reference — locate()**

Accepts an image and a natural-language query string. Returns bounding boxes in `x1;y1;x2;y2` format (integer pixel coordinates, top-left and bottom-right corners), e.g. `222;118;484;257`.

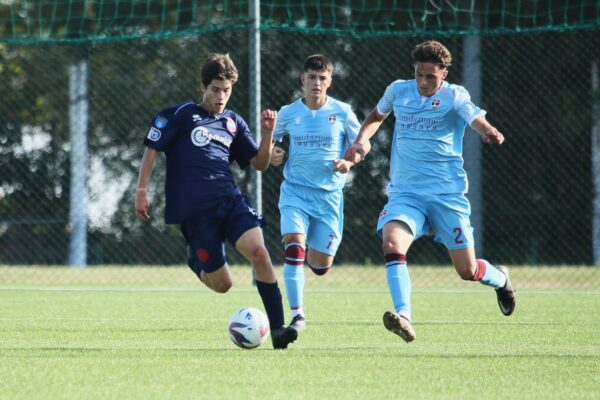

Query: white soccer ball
227;307;270;349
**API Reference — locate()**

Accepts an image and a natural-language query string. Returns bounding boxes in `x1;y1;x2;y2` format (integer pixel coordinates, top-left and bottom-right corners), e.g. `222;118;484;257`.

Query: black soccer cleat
271;326;298;349
383;311;416;343
495;265;516;316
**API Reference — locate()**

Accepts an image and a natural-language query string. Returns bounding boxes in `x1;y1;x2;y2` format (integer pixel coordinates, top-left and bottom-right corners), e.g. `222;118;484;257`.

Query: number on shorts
327;234;336;250
453;227;464;244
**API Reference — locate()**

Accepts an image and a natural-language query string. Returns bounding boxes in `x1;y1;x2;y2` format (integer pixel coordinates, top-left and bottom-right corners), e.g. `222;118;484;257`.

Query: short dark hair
201;53;239;88
411;41;452;68
303;54;333;74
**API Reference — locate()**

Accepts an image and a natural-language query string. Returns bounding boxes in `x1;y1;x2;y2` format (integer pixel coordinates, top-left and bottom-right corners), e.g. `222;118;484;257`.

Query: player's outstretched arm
135;147;157;221
250;109;277;171
344;108;386;163
471;116;505;145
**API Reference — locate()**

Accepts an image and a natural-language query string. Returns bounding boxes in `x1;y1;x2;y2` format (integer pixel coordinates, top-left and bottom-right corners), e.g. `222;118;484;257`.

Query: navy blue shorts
181;193;265;275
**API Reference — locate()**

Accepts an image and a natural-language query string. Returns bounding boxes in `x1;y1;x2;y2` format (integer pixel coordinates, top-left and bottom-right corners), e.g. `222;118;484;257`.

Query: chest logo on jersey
328;114;337;124
431;99;441;109
191;126;232;148
146;127;161;142
225;117;237;134
192;114;203;122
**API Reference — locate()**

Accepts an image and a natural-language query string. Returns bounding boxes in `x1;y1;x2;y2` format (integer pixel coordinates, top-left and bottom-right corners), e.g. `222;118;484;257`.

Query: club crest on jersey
154;116;168;128
379;209;388;219
146;127;161;142
225;117;237;134
295;117;301;125
431;99;441;109
191;126;232;148
328;114;337;124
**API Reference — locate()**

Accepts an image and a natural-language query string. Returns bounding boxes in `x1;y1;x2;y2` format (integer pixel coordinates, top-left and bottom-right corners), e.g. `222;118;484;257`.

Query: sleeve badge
146;127;162;141
154;116;168;128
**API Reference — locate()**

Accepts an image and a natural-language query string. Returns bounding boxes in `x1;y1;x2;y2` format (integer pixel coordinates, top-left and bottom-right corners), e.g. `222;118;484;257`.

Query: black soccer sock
255;280;285;330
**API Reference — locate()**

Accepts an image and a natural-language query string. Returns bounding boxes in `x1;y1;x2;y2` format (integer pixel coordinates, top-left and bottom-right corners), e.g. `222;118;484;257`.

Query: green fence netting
1;1;600;288
1;0;600;44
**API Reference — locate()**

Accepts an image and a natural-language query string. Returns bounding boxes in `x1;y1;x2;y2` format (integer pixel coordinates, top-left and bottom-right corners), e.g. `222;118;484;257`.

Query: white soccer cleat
289;314;306;331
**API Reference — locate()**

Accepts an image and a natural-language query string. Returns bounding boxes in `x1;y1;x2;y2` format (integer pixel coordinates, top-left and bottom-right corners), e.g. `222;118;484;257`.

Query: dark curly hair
411;41;452;68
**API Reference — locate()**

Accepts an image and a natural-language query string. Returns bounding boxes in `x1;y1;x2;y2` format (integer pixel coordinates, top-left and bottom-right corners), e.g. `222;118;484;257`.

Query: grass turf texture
1;266;600;399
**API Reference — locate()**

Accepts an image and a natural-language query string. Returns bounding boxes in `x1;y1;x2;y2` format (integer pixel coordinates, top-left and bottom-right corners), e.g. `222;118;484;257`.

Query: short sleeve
229;117;259;168
273;105;289;142
376;81;398;116
143;104;186;152
344;107;360;145
454;86;486;125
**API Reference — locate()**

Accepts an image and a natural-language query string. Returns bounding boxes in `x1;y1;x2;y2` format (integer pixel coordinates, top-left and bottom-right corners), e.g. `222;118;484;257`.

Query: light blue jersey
274;96;360;191
377;80;485;195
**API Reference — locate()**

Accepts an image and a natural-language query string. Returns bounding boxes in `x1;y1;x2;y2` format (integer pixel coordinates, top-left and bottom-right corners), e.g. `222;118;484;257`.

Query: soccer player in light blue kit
345;41;516;342
272;54;360;331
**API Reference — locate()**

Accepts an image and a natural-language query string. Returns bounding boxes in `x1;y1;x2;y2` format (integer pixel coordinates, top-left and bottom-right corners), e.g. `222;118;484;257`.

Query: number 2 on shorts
453;227;464;244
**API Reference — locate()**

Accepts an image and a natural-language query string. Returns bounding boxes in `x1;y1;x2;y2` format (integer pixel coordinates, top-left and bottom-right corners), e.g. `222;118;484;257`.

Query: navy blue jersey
144;101;258;224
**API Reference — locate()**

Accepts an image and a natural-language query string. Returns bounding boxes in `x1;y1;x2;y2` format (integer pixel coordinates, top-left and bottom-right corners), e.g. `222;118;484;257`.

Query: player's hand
270;146;286;166
344;141;371;163
135;190;150;221
333;159;353;173
481;127;504;145
261;109;277;132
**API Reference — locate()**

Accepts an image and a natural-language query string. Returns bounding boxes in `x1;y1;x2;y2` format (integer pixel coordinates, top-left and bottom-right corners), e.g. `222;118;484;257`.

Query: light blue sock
283;263;305;310
386;262;412;319
478;259;507;288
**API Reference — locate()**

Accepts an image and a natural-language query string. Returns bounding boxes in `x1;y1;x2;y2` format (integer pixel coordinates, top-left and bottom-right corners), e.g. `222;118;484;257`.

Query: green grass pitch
1;266;599;399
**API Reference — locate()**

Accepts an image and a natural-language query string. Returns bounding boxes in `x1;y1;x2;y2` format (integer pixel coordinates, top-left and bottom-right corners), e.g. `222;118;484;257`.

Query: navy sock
256;280;285;330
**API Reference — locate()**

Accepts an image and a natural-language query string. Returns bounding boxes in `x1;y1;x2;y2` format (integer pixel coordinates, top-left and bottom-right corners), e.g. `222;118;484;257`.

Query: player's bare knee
382;242;397;255
307;252;333;276
456;263;478;280
211;279;232;293
248;244;271;266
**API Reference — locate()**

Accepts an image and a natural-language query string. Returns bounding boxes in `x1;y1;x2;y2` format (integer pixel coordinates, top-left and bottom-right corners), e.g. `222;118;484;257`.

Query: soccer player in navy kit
134;53;298;349
345;41;516;342
272;54;360;331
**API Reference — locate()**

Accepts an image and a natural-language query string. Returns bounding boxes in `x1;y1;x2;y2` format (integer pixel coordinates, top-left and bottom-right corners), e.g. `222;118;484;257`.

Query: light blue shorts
279;180;343;256
376;192;474;250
